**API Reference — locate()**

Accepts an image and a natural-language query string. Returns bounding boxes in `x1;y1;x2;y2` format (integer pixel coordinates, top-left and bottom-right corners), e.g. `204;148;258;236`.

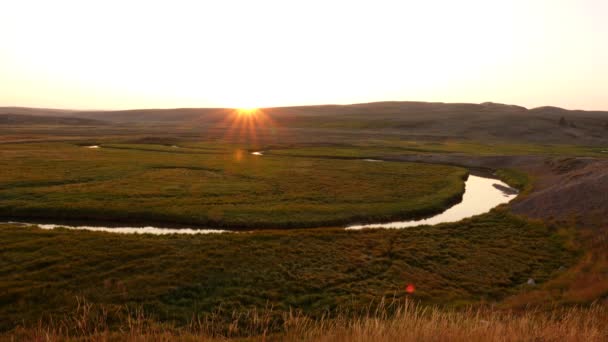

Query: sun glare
218;108;278;144
236;108;259;116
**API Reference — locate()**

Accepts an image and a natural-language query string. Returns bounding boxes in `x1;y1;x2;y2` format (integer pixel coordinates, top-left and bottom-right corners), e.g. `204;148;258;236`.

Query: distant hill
2;101;607;144
0;113;106;125
0;107;77;116
74;108;230;123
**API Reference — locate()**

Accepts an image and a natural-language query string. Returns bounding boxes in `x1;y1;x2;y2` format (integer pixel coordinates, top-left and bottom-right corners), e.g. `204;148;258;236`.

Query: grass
264;140;608;159
0;130;600;339
0;211;573;333
0;142;467;229
503;226;608;308
494;168;531;193
4;299;606;341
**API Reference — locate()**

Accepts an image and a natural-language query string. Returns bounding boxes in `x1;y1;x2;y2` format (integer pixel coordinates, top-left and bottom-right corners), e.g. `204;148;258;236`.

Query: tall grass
5;299;606;341
296;301;608;342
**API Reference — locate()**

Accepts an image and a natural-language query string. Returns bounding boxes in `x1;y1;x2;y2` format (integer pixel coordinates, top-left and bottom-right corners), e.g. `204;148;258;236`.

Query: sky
1;0;607;110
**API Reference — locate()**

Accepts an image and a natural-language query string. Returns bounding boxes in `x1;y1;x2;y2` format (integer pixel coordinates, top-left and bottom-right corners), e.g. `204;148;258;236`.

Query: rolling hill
2;101;608;144
0;113;106;125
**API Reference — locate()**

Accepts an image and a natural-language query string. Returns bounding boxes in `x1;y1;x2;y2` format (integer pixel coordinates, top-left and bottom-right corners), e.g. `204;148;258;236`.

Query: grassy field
0;118;603;339
0;142;467;229
0;211;573;333
264;140;608;159
6;300;606;341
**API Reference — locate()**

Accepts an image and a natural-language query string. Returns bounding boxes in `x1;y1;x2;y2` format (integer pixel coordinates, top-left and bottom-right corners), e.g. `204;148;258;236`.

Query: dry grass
295;302;608;342
4;299;607;341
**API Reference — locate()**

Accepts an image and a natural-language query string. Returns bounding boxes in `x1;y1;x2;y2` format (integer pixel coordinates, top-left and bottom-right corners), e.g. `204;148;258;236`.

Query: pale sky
1;0;606;110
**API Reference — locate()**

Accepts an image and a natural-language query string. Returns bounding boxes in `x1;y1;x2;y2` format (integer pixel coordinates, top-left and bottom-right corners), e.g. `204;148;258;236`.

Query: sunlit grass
6;296;604;341
265;141;608;158
0;211;573;332
0;142;467;228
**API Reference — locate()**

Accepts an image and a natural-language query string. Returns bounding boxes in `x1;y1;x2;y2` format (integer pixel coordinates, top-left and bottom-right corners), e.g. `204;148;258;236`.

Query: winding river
5;171;517;235
346;174;517;230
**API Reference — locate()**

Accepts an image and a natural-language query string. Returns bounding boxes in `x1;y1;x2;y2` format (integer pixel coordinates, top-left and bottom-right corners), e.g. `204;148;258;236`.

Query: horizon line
1;100;607;113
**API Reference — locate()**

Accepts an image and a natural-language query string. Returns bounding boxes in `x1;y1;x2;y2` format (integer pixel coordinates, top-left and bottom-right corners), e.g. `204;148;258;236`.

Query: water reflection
9;222;227;235
346;174;517;230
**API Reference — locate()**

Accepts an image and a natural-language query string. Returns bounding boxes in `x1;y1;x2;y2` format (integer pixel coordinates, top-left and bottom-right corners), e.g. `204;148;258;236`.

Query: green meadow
0;137;582;336
0;211;572;332
0;142;467;228
265;140;608;159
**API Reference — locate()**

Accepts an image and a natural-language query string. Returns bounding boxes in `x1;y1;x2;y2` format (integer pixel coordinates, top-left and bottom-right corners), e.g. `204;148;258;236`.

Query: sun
236;108;259;116
218;108;278;144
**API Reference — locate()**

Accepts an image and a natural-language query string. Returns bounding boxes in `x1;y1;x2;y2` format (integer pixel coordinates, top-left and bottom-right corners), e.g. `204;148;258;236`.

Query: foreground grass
0;142;466;228
4;299;606;341
0;211;572;332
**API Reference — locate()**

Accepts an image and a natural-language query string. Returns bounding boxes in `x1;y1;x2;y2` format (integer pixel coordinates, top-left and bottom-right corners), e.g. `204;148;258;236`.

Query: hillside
2;101;607;144
0;113;106;125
